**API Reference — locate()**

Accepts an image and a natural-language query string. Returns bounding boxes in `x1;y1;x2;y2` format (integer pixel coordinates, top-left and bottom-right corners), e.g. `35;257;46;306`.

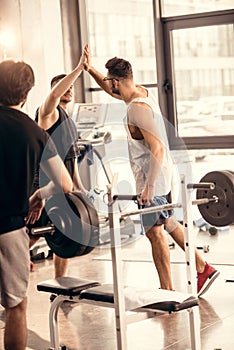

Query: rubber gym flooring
0;222;233;350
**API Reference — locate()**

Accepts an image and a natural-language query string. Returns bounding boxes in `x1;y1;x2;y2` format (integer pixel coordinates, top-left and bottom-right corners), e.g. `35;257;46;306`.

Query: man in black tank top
30;48;87;278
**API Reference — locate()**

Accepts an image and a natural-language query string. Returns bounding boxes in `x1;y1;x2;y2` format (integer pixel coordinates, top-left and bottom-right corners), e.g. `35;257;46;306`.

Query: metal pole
181;174;201;350
107;175;128;350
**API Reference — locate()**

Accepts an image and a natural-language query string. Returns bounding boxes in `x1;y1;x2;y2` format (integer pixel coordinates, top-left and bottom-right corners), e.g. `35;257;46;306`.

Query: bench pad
80;284;198;312
37;277;100;296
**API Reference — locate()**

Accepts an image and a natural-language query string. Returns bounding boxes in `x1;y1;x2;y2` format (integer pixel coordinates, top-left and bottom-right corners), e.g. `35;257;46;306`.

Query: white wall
0;0;65;117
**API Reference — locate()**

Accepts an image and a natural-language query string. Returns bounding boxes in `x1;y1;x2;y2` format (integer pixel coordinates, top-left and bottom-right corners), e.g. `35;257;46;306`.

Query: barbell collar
30;224;55;236
187;182;215;190
192;196;219;206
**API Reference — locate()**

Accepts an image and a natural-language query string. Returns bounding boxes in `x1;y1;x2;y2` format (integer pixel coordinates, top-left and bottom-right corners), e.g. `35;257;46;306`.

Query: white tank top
124;92;173;196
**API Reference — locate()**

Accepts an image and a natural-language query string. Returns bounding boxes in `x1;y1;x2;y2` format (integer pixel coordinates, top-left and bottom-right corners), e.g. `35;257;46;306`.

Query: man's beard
111;88;120;95
60;95;72;103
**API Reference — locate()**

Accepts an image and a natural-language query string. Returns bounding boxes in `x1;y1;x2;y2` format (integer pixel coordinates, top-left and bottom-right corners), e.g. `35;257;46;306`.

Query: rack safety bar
120;196;218;219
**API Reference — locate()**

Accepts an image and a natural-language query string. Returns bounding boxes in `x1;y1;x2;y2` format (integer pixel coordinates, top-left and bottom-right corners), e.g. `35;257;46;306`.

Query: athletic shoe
197;262;220;297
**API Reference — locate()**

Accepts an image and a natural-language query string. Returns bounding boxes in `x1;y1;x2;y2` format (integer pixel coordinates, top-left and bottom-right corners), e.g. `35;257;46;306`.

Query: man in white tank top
83;45;219;297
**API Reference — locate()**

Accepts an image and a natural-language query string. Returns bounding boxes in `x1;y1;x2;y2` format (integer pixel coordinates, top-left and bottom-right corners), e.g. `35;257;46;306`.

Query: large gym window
78;1;234;150
159;9;234;149
173;24;234;138
82;0;158;103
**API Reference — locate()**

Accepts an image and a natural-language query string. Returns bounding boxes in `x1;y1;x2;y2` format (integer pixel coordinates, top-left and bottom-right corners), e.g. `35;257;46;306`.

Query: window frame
78;0;234;150
154;7;234;149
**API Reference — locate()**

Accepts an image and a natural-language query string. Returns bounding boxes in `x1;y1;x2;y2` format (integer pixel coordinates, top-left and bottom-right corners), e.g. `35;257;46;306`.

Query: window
79;0;233;149
160;9;234;148
172;24;234;138
161;0;234;16
84;0;157;102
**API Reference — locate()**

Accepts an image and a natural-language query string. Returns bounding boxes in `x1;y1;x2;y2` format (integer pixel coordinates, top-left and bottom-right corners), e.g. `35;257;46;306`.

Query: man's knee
5;297;27;313
165;217;181;233
5;298;27;334
145;225;164;242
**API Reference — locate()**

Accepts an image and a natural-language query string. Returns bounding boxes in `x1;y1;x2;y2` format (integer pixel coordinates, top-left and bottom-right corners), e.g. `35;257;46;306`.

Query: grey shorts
139;195;174;228
0;227;30;308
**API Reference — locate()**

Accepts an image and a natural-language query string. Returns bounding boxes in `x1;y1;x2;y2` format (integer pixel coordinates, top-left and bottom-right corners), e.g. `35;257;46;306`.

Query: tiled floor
1;222;233;350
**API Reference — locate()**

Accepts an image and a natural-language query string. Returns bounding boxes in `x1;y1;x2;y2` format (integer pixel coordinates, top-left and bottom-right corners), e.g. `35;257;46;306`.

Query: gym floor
1;222;233;350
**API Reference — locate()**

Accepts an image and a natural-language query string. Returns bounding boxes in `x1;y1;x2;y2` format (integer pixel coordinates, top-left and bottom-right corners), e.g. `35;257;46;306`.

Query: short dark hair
105;57;133;79
50;74;67;88
0;60;35;106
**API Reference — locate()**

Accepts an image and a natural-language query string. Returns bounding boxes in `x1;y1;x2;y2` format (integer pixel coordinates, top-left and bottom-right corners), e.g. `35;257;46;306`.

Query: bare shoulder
131;100;151;111
136;85;148;97
130;86;149;108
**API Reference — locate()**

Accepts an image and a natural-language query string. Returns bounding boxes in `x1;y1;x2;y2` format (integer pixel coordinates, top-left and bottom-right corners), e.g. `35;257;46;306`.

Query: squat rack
106;173;202;350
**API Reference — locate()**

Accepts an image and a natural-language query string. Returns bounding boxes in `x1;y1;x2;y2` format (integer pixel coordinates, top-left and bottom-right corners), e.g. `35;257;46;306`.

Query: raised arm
38;47;86;128
83;44;122;100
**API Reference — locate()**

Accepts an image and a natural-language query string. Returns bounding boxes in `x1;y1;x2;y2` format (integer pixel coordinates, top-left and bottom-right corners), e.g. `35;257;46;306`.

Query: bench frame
39;287;198;350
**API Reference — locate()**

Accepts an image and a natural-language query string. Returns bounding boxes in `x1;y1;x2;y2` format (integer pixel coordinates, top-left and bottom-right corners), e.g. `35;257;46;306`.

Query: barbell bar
30;225;55;235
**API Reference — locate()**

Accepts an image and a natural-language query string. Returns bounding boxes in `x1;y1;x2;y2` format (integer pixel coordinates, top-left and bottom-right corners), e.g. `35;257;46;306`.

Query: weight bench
37;277;199;350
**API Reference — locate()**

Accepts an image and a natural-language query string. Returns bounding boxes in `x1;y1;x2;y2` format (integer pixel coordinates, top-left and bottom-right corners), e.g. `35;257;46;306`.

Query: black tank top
35;105;77;161
32;105;78;190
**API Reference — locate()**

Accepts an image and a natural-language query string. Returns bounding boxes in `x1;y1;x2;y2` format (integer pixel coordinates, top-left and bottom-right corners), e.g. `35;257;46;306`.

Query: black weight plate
197;170;234;227
70;192;100;255
68;192;99;255
44;192;91;258
221;169;234;179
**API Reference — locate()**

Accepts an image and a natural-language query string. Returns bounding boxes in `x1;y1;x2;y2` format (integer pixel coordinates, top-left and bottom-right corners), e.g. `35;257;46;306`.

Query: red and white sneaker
197;263;220;297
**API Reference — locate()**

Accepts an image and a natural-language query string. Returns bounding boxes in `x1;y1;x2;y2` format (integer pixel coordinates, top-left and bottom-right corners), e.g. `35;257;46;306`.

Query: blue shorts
139;196;174;227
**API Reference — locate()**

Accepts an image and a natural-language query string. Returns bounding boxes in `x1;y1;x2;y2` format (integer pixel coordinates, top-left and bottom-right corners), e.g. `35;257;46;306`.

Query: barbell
27;170;234;259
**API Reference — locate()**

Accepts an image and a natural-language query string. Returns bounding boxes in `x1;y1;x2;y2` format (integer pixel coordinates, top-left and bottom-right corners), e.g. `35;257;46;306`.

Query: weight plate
197;170;234;227
70;192;100;255
44;192;93;258
68;192;100;255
